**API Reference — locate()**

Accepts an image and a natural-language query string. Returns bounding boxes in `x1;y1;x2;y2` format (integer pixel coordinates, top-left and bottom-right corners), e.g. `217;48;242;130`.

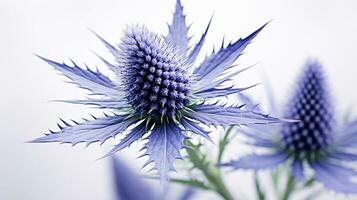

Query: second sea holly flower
223;61;357;194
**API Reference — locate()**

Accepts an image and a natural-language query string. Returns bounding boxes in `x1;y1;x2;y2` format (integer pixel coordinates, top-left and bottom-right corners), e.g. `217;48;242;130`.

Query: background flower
111;157;196;200
222;61;357;194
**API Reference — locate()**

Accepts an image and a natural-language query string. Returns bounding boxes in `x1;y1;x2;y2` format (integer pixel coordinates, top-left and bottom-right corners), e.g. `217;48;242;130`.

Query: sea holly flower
31;0;282;181
111;157;196;200
222;61;357;193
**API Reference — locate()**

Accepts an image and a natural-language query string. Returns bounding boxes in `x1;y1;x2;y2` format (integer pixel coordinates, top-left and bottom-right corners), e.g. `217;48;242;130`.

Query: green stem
215;126;235;200
280;173;296;200
271;169;279;194
206;169;234;200
217;126;234;164
215;178;235;200
185;140;234;200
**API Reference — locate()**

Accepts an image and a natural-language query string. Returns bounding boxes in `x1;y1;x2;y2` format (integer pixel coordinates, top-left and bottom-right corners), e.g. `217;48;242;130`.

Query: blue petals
334;120;357;148
181;117;212;142
329;151;357;161
291;159;304;181
58;98;129;110
93;52;118;74
238;127;275;148
37;55;120;97
30;114;135;146
142;122;186;183
192;23;267;92
187;16;213;64
193;84;256;99
111;157;157;200
91;31;121;59
194;65;254;95
311;160;357;193
236;92;261;112
221;152;288;170
166;0;189;56
103;122;148;158
186;103;282;127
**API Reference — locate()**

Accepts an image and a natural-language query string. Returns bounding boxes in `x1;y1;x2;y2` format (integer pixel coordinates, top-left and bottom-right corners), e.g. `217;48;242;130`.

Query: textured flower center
119;26;190;117
281;64;333;156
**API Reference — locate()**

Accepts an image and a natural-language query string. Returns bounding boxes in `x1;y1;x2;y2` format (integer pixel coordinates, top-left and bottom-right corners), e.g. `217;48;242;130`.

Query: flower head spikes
222;61;357;193
281;63;334;159
119;26;190;117
31;0;283;182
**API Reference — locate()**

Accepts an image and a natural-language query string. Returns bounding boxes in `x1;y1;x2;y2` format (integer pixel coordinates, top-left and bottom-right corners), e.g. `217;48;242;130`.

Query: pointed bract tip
216;162;232;168
25;139;37;143
207;12;214;26
254;21;270;34
176;0;182;8
34;54;49;62
35;55;63;67
26;136;49;144
96;153;113;161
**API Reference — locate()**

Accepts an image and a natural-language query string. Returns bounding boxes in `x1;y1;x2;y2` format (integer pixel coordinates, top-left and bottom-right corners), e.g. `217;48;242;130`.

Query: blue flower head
118;26;190;117
31;0;281;181
223;61;357;193
281;63;334;159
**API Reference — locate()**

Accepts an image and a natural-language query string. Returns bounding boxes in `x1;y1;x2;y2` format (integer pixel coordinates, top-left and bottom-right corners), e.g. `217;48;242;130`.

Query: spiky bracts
31;0;282;182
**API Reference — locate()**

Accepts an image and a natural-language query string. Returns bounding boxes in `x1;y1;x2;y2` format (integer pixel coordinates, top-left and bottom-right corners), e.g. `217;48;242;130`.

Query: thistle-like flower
31;0;281;181
222;61;357;193
111;157;195;200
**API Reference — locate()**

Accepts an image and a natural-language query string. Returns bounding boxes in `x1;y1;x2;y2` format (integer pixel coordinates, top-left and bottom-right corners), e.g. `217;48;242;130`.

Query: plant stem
217;126;234;164
206;168;234;200
215;126;235;200
280;173;296;200
215;178;235;200
185;140;234;200
271;169;279;194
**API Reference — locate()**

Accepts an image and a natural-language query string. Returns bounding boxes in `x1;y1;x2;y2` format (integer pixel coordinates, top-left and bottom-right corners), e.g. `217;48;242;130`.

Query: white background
1;0;357;199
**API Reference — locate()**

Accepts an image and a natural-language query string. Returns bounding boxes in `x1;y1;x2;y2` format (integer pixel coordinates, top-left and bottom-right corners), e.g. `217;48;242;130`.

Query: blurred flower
31;0;281;181
111;157;157;200
111;157;195;200
222;61;357;193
